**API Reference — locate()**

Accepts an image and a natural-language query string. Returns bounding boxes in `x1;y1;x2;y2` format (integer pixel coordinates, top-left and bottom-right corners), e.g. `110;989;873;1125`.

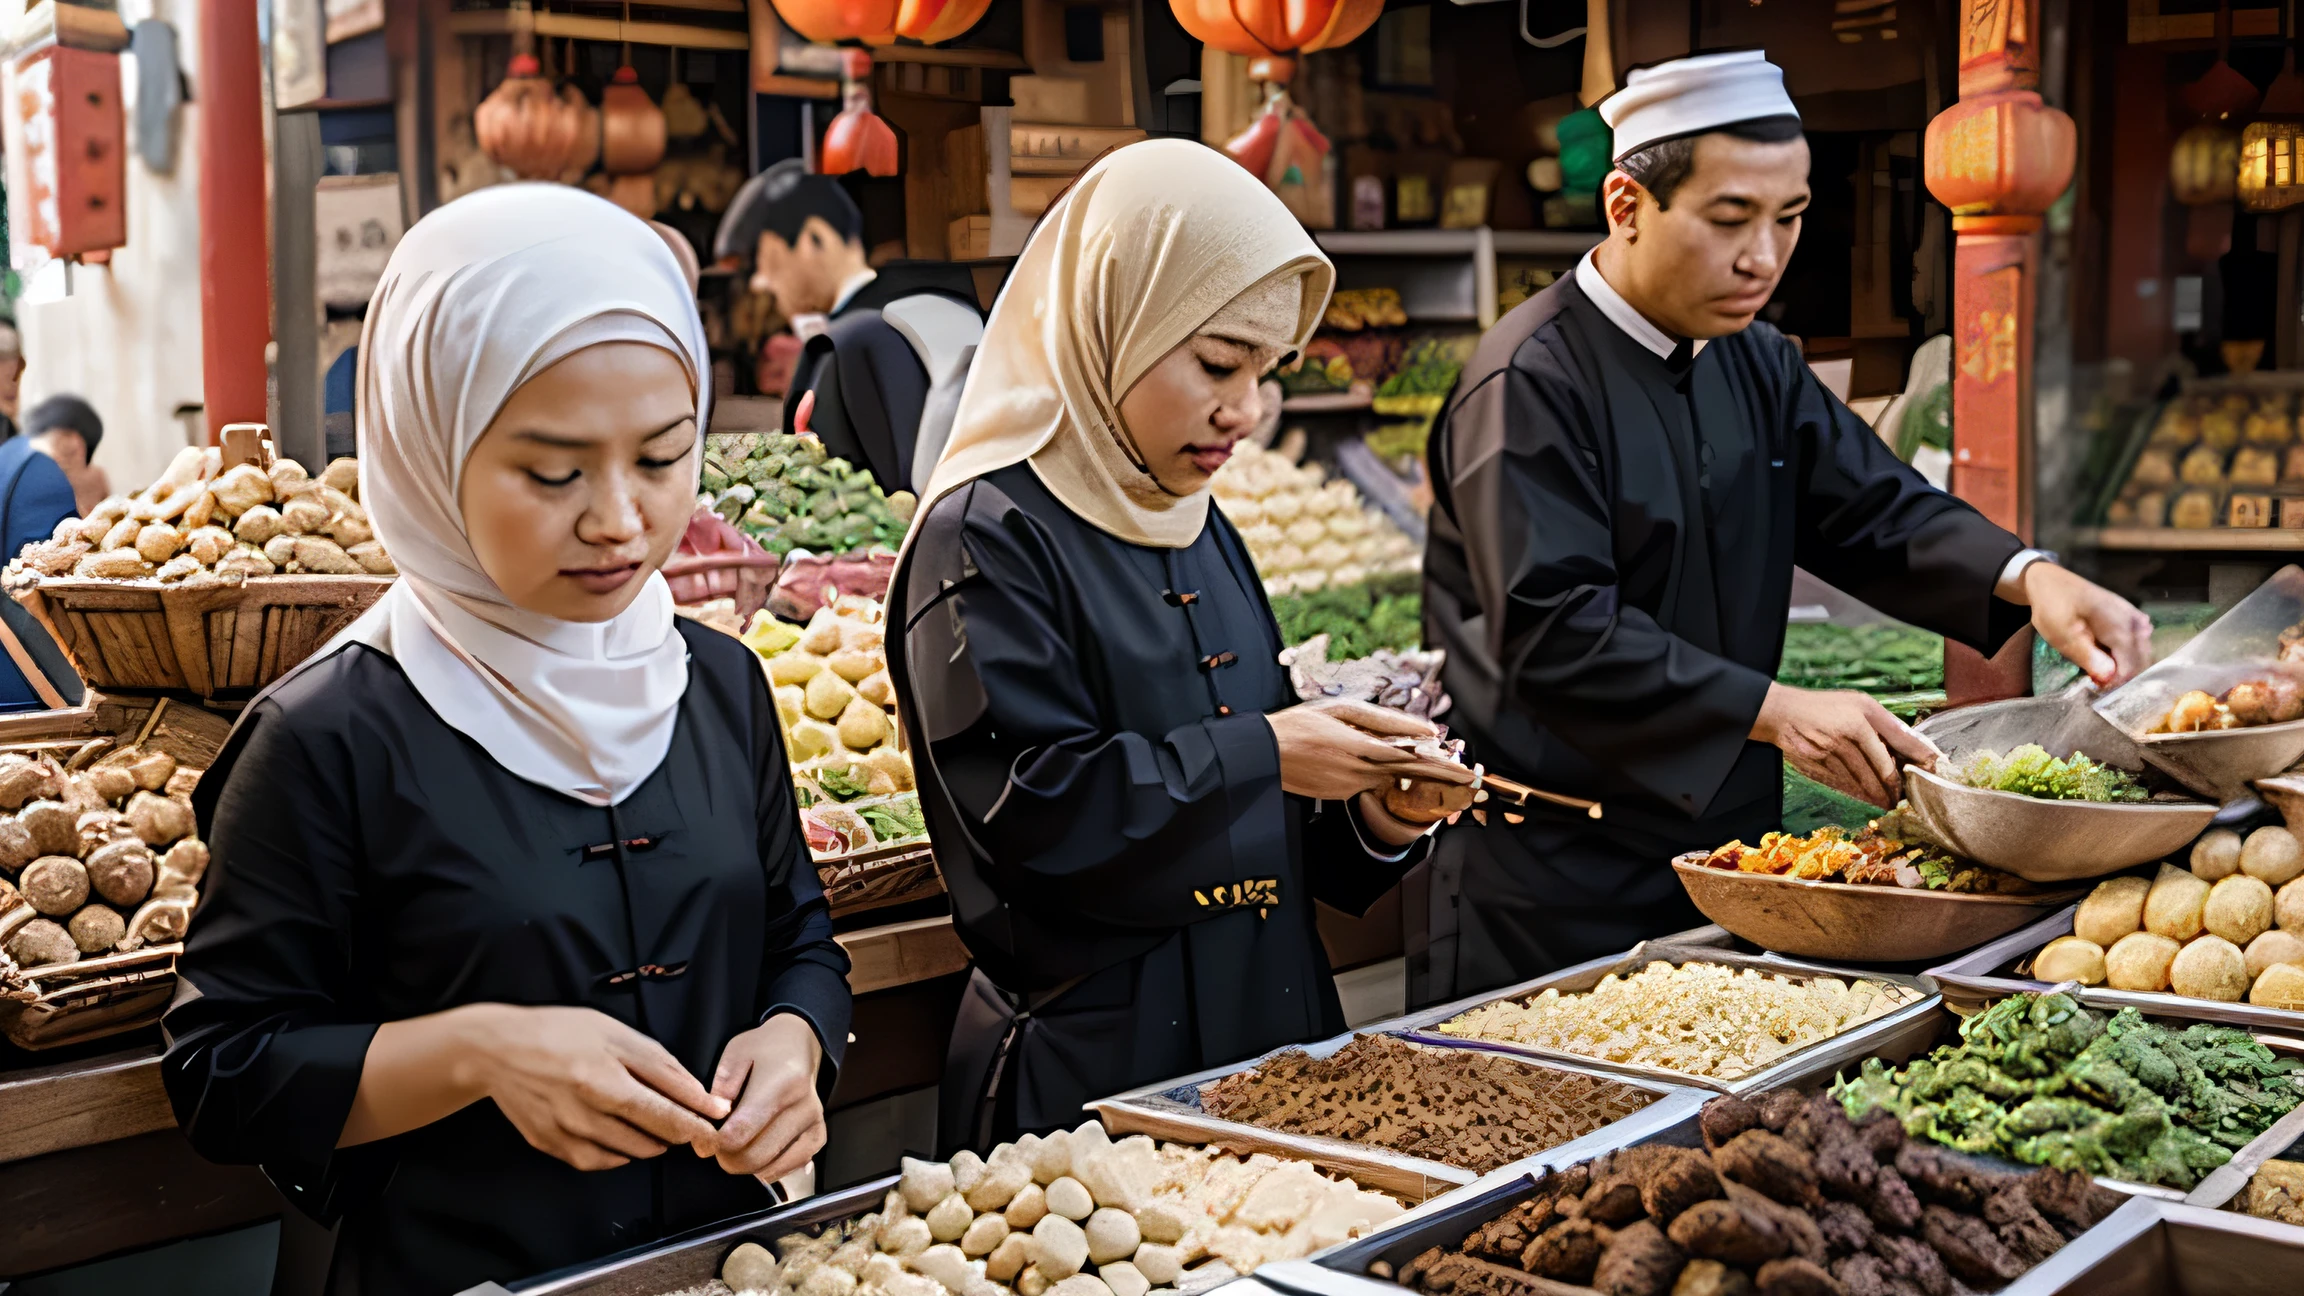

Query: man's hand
2018;563;2153;688
697;1013;826;1182
1751;683;1942;809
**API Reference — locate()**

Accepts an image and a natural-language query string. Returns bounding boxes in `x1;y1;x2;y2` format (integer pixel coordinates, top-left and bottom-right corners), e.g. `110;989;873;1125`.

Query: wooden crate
0;946;181;1051
818;842;942;919
12;574;391;698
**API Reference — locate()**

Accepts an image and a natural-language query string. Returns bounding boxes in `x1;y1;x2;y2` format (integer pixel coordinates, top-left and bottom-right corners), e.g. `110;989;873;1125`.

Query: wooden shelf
2079;527;2304;552
1492;230;1606;257
0;1046;173;1165
873;44;1030;69
836;915;968;995
1281;390;1374;413
446;8;749;51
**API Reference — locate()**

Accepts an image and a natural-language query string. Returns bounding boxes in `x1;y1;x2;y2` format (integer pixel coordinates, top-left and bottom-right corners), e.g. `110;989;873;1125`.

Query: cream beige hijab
922;138;1334;547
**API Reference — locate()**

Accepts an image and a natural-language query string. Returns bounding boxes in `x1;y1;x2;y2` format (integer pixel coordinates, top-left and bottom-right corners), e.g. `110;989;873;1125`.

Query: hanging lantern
1555;108;1612;197
600;66;668;176
1925;88;2077;219
821;50;898;177
2241;48;2304;212
475;54;595;181
767;0;992;45
2172;123;2242;206
1169;0;1384;87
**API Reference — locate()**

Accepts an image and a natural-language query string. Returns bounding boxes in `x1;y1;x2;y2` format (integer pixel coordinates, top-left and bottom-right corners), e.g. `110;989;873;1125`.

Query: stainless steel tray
1927;903;2304;1033
1389;940;1946;1094
2184;1102;2304;1214
1252;1103;2170;1296
1993;1197;2304;1295
1091;1030;1698;1203
453;1174;897;1296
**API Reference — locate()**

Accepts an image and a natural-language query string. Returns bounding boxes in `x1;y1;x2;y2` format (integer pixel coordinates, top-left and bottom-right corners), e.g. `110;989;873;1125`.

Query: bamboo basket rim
17;572;395;597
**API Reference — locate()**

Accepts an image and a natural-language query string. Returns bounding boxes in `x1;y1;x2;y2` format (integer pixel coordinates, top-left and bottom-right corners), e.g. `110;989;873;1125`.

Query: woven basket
12;574;392;699
818;842;942;919
0;944;182;1050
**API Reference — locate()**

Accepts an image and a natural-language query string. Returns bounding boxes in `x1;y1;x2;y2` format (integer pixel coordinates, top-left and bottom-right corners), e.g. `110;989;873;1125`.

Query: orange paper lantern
820;50;898;177
1922;87;2075;228
1170;0;1383;80
475;54;595;181
771;0;991;45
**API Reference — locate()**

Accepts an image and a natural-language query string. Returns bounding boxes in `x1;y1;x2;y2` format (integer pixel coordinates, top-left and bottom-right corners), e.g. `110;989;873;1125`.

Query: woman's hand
455;1004;730;1172
1267;698;1475;802
696;1013;827;1181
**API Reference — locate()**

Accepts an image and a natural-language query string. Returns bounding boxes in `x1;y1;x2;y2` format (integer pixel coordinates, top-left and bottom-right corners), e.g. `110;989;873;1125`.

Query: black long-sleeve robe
890;464;1424;1149
162;619;853;1296
1415;269;2027;1005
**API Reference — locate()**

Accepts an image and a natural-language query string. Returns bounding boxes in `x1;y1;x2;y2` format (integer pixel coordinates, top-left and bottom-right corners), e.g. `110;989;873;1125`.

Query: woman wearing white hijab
163;185;851;1294
889;140;1473;1150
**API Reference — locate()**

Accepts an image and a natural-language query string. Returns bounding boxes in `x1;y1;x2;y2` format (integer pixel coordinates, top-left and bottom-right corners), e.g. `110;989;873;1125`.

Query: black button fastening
1200;651;1237;671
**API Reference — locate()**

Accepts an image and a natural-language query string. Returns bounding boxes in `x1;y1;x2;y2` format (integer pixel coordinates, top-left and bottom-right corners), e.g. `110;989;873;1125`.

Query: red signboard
5;44;126;261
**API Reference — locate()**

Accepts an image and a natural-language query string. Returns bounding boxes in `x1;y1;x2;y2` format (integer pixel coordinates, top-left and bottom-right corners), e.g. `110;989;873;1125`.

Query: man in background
713;160;983;494
24;394;110;514
0;406;81;711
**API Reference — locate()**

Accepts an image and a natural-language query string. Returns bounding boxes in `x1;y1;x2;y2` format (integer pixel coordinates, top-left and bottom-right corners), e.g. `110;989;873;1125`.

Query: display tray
2183;1102;2304;1217
453;1174;897;1296
1090;1030;1700;1203
1984;1197;2304;1295
1389;941;1945;1095
1926;904;2304;1033
1250;1104;2176;1296
1668;851;2087;963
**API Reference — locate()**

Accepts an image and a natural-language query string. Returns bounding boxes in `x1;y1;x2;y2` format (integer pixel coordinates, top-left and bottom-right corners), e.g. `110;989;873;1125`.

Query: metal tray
1991;1197;2304;1295
1092;1031;1698;1203
453;1174;897;1296
1250;1104;2172;1296
1388;940;1946;1094
1926;903;2304;1033
2184;1102;2304;1215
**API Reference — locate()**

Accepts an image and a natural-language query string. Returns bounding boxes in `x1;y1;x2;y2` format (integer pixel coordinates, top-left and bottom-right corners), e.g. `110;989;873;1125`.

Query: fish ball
1031;1214;1089;1279
1133;1244;1184;1285
2251;962;2304;1009
901;1157;957;1213
2170;936;2251;1001
2105;931;2183;992
2243;826;2304;886
1134;1204;1189;1246
1100;1262;1151;1296
1004;1183;1048;1229
723;1242;781;1294
1084;1208;1141;1265
883;1218;935;1257
986;1235;1032;1282
2192;829;2245;881
967;1158;1031;1213
961;1214;1009;1258
1049;1278;1113;1296
1044;1177;1094;1221
949;1150;987;1195
926;1194;974;1243
2075;876;2151;946
2144;863;2210;941
2206;874;2277;945
2283;877;2304;932
2032;936;2105;986
2245;929;2304;980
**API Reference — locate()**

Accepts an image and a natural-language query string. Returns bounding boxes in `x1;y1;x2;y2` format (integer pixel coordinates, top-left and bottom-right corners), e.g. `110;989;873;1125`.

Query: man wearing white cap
1413;51;2152;1001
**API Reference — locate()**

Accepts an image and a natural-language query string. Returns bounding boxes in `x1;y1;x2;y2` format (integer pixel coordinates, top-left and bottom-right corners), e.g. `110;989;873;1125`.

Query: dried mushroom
122;894;192;950
126;791;194;846
6;454;388;583
20;801;79;856
157;838;208;897
68;904;125;953
0;756;61;810
86;765;136;804
0;816;35;871
128;750;177;793
165;766;201;798
4;915;76;967
21;856;89;915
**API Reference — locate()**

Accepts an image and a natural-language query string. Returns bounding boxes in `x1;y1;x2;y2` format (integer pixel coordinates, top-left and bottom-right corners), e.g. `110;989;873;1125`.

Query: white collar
830;268;879;315
1575;249;1706;360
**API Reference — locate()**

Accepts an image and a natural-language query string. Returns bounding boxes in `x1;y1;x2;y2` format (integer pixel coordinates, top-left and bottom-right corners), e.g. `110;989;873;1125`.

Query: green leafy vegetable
1953;744;2148;803
859;795;927;843
704;432;915;556
1270;576;1423;659
1833;992;2303;1189
815;765;873;801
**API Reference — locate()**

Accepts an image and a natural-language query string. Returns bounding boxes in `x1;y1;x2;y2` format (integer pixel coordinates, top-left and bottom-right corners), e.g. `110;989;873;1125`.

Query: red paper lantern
1922;87;2074;228
1170;0;1384;83
821;50;898;177
770;0;992;45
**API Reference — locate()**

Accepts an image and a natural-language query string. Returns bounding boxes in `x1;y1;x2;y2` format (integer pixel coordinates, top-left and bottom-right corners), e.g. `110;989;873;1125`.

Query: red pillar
197;0;271;442
1924;0;2075;704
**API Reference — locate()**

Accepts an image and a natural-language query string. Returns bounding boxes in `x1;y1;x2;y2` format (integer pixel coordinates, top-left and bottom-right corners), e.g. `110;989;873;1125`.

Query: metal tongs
1378;732;1603;820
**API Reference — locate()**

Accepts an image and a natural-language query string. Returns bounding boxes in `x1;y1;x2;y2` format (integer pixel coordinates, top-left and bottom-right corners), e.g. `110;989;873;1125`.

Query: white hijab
331;183;709;806
921;139;1332;548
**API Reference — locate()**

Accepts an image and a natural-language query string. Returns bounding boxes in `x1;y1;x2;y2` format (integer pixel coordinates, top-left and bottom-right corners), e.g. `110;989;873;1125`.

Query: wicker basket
13;574;392;698
0;944;182;1050
818;842;942;919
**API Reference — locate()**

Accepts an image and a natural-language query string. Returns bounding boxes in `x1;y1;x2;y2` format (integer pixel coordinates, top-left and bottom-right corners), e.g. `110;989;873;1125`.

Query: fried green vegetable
1269;577;1423;659
1832;991;2303;1188
1952;744;2149;803
704;433;910;555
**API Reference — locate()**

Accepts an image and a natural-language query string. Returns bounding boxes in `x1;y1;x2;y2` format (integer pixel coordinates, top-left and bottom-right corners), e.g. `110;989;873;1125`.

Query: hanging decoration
2171;123;2242;206
1225;95;1332;227
821;49;898;176
474;54;595;182
2240;34;2304;212
767;0;994;45
1169;0;1384;86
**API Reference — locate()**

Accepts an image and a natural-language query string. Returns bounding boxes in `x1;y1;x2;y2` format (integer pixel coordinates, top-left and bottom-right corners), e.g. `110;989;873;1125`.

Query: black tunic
162;619;853;1296
1415;270;2027;1004
785;263;984;494
890;464;1423;1148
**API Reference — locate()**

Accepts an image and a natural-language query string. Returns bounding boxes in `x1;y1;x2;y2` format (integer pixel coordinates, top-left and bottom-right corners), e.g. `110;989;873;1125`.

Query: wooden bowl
1903;766;2219;883
13;574;391;700
1672;856;2086;964
2134;720;2304;803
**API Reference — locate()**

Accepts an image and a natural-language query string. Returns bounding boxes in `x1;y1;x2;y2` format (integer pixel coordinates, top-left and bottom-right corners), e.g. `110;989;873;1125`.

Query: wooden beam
0;1047;172;1165
759;72;841;100
444;8;750;51
837;915;970;995
873;45;1030;70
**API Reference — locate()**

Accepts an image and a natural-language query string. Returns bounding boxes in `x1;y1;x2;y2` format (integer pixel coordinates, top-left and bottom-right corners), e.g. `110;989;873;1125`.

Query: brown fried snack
1825;1255;1913;1296
1714;1131;1822;1208
1787;1096;1876;1199
1851;1111;1904;1164
1981;1184;2065;1265
1592;1220;1684;1296
1701;1096;1763;1151
1757;1092;1806;1135
2020;1168;2122;1234
1918;1206;2027;1288
1667;1199;1792;1269
1583;1163;1651;1227
1893;1145;2012;1214
1863;1234;1949;1296
1753;1258;1844;1296
1856;1166;1921;1233
1466;1199;1557;1265
1813;1202;1874;1260
1640;1147;1724;1222
1523;1218;1609;1283
1670;1260;1754;1296
1402;1250;1607;1296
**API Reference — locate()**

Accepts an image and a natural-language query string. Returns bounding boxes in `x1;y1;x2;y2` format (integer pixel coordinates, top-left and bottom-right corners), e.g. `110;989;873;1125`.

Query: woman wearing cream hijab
163;186;851;1294
890;140;1472;1148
